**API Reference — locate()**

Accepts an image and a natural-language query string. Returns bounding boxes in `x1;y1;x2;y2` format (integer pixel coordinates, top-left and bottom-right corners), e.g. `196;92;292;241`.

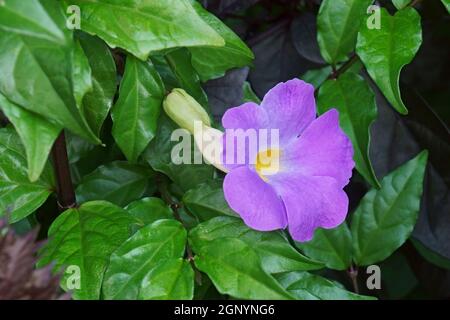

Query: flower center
255;148;281;181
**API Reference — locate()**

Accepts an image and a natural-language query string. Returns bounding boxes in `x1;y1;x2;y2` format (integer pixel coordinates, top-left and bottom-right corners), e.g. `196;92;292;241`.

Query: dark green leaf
296;223;352;271
189;1;254;81
276;271;376;300
112;56;164;162
317;0;373;64
142;114;215;192
193;238;294;299
125;197;173;226
78;33;117;135
301;66;332;89
69;0;224;60
356;8;422;114
164;48;208;107
0;127;55;222
182;180;237;221
0;94;60;181
351;151;428;266
318;72;380;188
190;216;323;274
72;39;93;108
76;161;154;207
102;219;193;300
37;201;135;299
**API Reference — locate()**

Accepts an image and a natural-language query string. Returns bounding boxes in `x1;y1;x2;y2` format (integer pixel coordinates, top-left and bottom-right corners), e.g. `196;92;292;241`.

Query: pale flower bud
163;88;211;134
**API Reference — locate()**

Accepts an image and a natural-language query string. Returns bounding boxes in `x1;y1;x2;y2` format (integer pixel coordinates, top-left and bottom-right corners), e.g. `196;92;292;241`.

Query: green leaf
125;197;173;226
189;1;254;81
77;33;117;135
356;7;422;114
351;151;428;266
190;216;323;274
112;56;164;162
0;94;60;181
296;223;352;271
164;48;208;107
193;238;294;299
182;180;237;221
442;0;450;13
242;81;261;104
0;127;55;222
76;161;154;207
142;114;215;192
37;201;135;299
317;0;373;64
411;239;450;271
138;258;194;300
0;0;99;143
392;0;411;10
102;219;193;300
72;39;93;108
276;271;376;300
69;0;225;60
301;66;332;89
318;72;380;188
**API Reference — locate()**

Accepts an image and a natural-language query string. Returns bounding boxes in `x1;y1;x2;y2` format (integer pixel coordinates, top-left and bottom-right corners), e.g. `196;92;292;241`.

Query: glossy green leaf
296;223;352;271
37;201;135;299
69;0;225;60
112;56;164;162
317;0;373;64
138;258;194;300
189;1;254;81
392;0;411;10
78;33;117;135
142;114;215;192
0;94;60;181
193;238;294;299
165;48;208;107
351;151;428;266
276;271;376;300
76;161;154;207
190;216;323;274
318;72;380;188
356;8;422;114
0;127;55;222
72;39;93;108
0;0;99;143
125;197;173;226
182;180;237;221
102;219;193;300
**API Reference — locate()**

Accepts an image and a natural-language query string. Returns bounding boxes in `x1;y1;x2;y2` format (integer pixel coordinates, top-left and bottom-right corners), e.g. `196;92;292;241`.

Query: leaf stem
329;54;360;80
347;264;360;294
51;131;77;211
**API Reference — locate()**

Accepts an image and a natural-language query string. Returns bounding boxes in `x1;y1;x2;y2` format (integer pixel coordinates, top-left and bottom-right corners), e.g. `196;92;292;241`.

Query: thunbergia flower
221;79;355;242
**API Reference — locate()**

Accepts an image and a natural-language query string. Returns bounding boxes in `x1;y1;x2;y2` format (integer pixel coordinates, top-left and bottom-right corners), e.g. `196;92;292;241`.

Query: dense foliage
0;0;449;300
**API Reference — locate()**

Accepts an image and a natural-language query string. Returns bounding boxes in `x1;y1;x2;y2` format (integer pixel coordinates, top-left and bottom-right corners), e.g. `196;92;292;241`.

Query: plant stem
409;0;423;8
329;54;360;80
51;131;76;211
347;264;360;294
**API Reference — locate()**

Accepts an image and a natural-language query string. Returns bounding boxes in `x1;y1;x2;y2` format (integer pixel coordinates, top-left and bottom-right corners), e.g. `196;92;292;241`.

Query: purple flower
221;79;355;242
